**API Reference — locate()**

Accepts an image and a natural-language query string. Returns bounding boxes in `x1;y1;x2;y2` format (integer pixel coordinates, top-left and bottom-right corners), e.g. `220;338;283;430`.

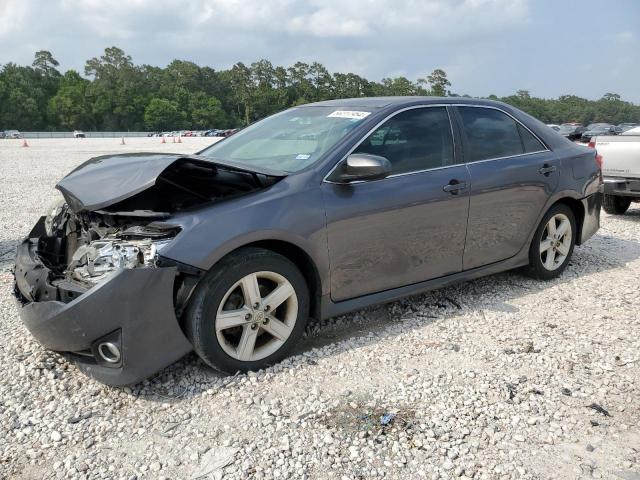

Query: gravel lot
1;138;639;480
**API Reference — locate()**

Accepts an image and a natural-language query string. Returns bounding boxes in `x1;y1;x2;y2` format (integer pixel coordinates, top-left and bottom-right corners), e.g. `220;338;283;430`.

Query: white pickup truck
591;126;640;214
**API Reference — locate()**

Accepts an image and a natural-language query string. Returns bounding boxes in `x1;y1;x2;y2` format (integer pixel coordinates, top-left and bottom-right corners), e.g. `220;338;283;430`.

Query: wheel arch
553;197;585;245
221;240;323;321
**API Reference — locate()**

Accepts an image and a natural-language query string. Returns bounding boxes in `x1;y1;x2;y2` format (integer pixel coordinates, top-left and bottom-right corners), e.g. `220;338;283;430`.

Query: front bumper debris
14;238;193;386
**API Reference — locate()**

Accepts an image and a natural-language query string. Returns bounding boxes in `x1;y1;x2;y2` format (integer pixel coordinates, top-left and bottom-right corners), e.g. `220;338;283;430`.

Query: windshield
198;106;376;172
586;123;610;130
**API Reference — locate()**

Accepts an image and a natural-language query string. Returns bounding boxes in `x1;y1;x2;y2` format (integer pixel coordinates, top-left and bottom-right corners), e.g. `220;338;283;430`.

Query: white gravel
1;138;639;480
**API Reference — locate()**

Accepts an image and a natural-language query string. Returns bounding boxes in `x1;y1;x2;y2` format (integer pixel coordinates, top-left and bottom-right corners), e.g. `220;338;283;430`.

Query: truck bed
595;135;640;179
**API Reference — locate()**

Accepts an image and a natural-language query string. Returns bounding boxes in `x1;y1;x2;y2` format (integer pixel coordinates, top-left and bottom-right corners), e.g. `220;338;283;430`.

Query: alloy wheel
539;213;572;271
215;271;298;362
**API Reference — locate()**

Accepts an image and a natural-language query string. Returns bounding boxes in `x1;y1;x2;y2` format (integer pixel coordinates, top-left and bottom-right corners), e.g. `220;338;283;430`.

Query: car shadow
610;205;640;223
136;230;640;401
0;238;20;272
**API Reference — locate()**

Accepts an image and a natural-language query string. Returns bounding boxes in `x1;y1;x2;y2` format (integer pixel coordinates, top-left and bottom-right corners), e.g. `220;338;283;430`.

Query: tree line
1;48;639;132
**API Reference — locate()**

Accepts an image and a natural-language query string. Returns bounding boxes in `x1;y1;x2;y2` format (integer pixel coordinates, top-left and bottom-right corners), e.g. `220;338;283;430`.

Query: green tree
422;69;451;96
85;47;147;130
144;98;186;131
32;50;60;77
229;62;255;125
190;93;227;128
4;49;640;132
48;70;93;129
0;63;46;129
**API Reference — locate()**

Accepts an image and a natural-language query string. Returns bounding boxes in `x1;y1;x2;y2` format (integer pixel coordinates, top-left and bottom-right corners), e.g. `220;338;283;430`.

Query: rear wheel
184;247;309;374
602;194;631;215
525;204;576;280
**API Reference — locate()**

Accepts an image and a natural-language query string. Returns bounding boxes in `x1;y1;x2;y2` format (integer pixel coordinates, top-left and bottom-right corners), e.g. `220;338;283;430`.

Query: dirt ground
0;138;638;480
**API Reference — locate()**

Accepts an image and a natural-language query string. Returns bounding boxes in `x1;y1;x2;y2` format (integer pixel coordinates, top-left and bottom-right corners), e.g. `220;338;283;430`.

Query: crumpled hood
56;152;286;213
57;153;180;213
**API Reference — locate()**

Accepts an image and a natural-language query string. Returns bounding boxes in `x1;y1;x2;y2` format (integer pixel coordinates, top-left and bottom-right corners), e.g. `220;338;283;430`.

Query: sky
0;0;639;102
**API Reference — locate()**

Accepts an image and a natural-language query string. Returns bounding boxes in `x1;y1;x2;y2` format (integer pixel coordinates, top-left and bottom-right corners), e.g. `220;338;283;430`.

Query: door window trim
323;104;459;184
452;105;550;164
323;103;551;184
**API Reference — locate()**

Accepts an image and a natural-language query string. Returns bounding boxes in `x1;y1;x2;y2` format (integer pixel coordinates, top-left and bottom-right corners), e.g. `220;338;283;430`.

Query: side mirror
328;154;392;183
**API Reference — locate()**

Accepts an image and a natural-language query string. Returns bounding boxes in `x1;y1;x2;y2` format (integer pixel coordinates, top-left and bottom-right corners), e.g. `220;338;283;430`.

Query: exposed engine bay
39;200;180;289
25;157;281;300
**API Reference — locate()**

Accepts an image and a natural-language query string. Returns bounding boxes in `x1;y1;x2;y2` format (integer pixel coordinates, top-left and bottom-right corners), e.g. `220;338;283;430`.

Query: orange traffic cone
120;137;125;145
177;135;182;144
22;138;29;147
161;136;166;144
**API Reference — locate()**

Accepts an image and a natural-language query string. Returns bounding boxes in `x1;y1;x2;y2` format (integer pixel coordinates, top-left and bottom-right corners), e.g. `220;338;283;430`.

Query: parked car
73;130;86;138
205;129;225;137
618;123;639;133
13;97;601;386
222;128;239;137
0;131;5;139
547;124;560;131
5;129;21;139
581;123;621;142
589;131;640;215
556;124;586;141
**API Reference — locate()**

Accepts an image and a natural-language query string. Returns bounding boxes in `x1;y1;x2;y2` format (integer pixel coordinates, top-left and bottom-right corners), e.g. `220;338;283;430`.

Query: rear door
453;106;558;270
322;106;470;301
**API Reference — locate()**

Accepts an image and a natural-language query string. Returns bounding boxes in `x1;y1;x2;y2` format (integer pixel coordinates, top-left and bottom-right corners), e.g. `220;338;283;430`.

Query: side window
518;124;546;153
458;107;524;162
353;107;455;175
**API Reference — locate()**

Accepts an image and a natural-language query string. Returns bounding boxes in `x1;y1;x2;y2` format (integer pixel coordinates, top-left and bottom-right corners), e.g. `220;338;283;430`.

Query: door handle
538;164;557;176
443;180;467;194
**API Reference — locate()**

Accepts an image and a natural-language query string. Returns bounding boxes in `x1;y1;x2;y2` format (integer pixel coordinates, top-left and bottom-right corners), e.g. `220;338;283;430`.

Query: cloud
0;0;638;103
0;0;29;38
55;0;530;40
615;31;637;44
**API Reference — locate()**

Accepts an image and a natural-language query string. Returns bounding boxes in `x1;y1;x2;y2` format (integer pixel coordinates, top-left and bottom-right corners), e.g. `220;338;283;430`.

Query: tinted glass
199;106;375;172
458;107;524;161
518;124;546;153
353;107;455;174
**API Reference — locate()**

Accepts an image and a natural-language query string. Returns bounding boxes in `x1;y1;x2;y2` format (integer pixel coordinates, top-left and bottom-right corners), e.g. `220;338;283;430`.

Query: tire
525;204;577;280
602;194;631;215
184;247;309;374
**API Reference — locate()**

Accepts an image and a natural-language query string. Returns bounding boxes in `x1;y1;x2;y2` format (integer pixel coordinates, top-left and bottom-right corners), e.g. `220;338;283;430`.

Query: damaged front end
13;153;285;386
18;199;183;302
13;202;197;386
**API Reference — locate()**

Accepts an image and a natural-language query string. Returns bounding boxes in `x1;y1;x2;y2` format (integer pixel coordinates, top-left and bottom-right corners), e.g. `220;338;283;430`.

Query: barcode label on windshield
328;110;371;120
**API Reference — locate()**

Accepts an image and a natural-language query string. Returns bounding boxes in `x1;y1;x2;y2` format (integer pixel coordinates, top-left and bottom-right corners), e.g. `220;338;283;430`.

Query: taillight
588;140;596;148
595;152;603;169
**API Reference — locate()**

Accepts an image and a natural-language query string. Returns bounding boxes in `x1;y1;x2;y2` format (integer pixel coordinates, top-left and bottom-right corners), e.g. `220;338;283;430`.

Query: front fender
160;185;330;296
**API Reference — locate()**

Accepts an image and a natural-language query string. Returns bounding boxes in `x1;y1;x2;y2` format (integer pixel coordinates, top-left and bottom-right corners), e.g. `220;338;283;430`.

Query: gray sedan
14;97;602;385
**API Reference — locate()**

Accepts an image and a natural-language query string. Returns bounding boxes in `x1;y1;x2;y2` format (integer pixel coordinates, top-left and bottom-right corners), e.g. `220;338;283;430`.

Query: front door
321;106;471;301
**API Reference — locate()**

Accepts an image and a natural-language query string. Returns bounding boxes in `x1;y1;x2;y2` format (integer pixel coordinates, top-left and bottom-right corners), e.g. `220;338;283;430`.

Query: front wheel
525;204;576;280
184;247;309;374
602;194;631;215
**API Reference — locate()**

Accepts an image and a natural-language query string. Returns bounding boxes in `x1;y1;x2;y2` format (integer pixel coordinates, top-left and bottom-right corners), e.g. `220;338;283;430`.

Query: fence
20;131;152;139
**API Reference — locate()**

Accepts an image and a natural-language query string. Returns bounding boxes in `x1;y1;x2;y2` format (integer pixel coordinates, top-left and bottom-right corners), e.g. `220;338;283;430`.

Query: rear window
518;124;546;153
458;107;545;162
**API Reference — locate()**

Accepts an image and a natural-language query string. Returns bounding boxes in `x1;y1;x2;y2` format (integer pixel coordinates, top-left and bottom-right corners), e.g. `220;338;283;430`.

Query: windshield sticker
295;154;311;160
328;110;371;120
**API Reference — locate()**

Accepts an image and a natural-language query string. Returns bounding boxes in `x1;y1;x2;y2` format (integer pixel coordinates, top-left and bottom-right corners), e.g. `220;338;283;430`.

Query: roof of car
304;96;498;108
